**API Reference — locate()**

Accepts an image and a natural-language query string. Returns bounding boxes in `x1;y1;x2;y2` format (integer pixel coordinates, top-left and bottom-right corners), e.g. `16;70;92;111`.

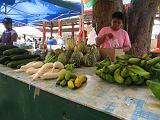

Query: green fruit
151;66;160;72
147;57;160;66
58;53;67;65
121;67;128;78
114;68;124;84
56;72;66;85
70;74;77;79
140;60;146;67
128;58;141;64
116;55;132;61
96;69;102;76
96;59;111;69
65;64;75;71
129;71;139;83
69;51;83;67
83;52;97;67
124;77;132;86
102;66;109;73
65;71;72;81
100;72;106;80
108;64;120;73
105;74;115;83
154;63;160;69
135;76;144;85
60;79;67;87
128;65;150;79
146;80;160;100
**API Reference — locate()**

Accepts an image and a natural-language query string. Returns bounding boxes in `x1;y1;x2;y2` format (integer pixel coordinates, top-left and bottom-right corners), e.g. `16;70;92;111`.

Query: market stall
0;43;160;120
0;65;160;120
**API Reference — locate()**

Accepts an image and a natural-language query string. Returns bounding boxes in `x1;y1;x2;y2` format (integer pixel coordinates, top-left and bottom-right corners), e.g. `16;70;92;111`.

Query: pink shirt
98;27;131;49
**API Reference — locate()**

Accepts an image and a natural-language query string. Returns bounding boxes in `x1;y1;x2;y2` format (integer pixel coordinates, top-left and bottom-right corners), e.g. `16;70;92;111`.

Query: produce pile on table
44;41;100;67
0;45;40;68
15;60;87;89
95;54;160;100
96;54;160;86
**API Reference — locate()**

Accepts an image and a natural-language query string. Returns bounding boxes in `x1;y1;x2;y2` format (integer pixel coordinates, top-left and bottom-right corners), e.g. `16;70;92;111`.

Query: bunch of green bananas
96;54;160;86
147;80;160;100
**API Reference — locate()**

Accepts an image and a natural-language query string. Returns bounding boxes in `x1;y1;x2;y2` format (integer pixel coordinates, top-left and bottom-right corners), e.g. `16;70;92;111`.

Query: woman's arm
96;33;113;46
96;34;107;46
11;33;18;42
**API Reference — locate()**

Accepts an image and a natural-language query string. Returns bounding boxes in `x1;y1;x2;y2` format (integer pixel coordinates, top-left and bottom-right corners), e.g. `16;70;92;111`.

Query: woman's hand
106;33;114;39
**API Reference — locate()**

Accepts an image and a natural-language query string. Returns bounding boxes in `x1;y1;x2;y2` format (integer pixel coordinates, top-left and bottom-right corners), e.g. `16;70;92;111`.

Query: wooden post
79;15;82;32
50;21;53;37
58;19;62;36
71;21;74;40
42;21;46;46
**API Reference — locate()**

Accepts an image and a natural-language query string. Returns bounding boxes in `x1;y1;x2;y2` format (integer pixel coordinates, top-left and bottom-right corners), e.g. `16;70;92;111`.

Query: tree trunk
128;0;160;56
92;0;123;34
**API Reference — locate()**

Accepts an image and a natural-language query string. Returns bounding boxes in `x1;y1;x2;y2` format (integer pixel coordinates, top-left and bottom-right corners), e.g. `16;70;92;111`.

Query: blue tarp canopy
0;0;81;24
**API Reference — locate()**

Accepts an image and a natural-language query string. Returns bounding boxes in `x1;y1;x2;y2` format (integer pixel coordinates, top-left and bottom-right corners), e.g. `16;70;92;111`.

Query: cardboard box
99;48;125;61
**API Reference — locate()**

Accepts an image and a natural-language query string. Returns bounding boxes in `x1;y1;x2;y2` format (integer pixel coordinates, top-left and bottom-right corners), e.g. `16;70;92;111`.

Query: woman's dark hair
3;18;12;25
112;11;124;21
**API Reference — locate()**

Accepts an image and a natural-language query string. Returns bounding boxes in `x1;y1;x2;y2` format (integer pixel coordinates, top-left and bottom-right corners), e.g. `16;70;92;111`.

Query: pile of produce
43;42;100;67
96;54;160;86
15;60;87;89
16;61;64;80
0;45;40;68
56;69;87;89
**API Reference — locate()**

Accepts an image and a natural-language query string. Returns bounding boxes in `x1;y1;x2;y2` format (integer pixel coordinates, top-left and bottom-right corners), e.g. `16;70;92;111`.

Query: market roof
0;0;81;24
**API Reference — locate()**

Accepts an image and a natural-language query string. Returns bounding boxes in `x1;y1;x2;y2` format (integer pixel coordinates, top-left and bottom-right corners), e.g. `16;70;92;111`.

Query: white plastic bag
87;27;97;45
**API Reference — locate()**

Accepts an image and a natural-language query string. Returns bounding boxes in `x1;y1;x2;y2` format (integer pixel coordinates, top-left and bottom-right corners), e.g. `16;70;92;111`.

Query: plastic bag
87;27;97;45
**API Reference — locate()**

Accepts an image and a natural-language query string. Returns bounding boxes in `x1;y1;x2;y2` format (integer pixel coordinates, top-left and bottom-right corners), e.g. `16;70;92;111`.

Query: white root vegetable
53;61;64;70
14;69;26;72
20;61;36;69
26;67;39;75
51;68;60;73
32;63;54;80
30;73;36;78
40;72;59;80
32;61;44;68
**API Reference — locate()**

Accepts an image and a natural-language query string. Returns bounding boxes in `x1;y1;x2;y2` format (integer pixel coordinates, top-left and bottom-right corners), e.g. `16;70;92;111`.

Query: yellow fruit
77;75;87;83
74;78;82;88
68;80;75;89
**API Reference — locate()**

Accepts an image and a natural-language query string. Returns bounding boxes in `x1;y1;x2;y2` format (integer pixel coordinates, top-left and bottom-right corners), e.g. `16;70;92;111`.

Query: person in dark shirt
0;18;18;45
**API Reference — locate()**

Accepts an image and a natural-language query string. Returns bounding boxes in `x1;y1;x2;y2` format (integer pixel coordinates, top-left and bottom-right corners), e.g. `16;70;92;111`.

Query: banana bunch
147;80;160;100
56;70;87;89
96;54;160;86
44;51;57;63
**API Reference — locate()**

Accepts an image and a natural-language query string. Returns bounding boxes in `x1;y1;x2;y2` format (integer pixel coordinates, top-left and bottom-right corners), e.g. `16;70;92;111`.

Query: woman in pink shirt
96;11;131;52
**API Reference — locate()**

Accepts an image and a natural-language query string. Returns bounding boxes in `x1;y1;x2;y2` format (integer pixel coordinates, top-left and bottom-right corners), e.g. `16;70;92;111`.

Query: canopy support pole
50;21;53;37
5;0;7;16
42;21;46;47
79;15;82;32
81;0;85;43
71;21;74;40
58;19;62;36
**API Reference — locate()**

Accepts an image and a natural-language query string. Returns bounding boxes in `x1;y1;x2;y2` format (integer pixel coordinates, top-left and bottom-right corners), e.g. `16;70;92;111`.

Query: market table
0;64;160;120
